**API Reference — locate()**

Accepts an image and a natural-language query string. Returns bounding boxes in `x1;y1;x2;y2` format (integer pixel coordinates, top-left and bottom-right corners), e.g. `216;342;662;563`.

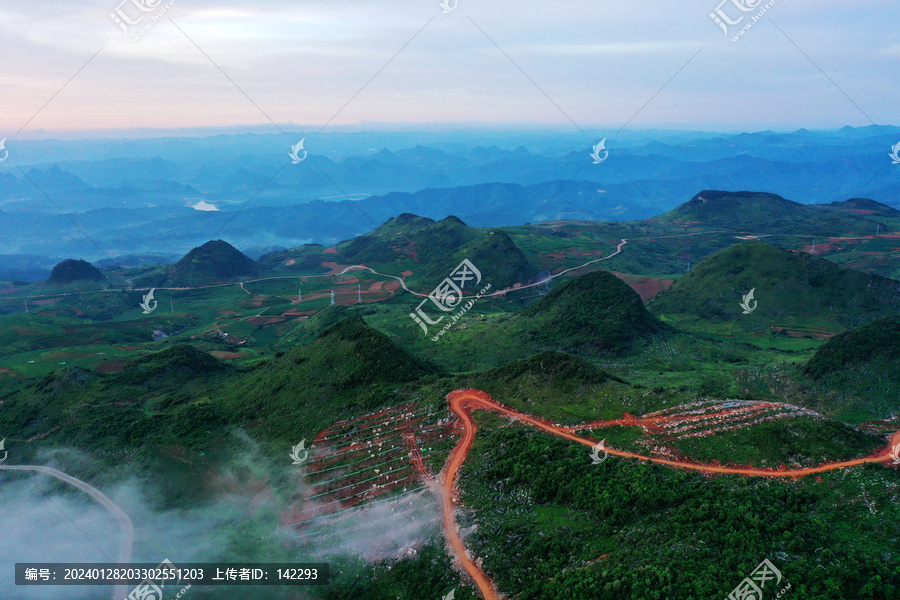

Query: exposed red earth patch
806;242;838;253
770;326;836;340
611;272;674;302
44;351;84;360
96;360;128;373
282;308;316;316
324;247;339;254
542;220;595;226
209;351;242;360
401;238;419;262
0;287;21;295
400;270;414;277
33;298;61;306
858;417;900;438
0;368;24;381
321;261;359;275
248;317;286;326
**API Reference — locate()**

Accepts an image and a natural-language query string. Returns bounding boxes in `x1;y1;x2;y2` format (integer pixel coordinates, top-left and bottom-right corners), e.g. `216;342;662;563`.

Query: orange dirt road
441;388;900;600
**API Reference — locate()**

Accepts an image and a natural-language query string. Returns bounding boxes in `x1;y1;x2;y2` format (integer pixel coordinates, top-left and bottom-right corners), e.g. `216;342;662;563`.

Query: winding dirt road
0;465;133;600
441;388;900;600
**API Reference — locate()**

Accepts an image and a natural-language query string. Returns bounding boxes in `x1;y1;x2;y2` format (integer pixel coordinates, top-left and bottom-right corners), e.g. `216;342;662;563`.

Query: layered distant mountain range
1;126;898;274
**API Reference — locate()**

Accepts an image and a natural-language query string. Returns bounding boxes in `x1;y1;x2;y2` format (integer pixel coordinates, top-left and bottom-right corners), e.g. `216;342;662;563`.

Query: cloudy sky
1;0;897;136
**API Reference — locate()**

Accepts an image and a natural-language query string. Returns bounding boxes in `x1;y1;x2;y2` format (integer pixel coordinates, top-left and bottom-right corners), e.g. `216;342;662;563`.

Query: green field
1;202;899;599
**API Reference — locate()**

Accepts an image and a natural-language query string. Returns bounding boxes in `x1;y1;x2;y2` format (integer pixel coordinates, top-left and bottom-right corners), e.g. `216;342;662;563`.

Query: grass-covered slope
467;350;623;387
171;239;261;285
649;241;900;329
658;190;802;228
0;346;233;452
335;214;537;290
0;317;438;457
515;270;668;354
113;343;229;386
298;316;438;387
657;190;893;236
338;214;480;265
46;258;105;284
256;243;333;272
392;268;672;372
671;417;884;467
799;316;900;418
803;316;900;378
442;229;538;291
826;197;900;218
451;350;632;424
222;317;439;440
460;423;900;600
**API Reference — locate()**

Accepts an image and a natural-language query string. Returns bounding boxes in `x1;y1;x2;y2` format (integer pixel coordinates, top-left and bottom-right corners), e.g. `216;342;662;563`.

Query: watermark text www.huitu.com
410;259;490;341
709;0;780;42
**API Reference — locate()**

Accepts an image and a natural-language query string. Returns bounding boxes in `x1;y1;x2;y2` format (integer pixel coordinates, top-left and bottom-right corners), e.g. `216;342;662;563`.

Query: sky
0;0;897;136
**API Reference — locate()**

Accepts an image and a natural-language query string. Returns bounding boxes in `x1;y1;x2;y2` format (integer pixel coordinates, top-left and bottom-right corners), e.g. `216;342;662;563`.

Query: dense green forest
458;419;900;600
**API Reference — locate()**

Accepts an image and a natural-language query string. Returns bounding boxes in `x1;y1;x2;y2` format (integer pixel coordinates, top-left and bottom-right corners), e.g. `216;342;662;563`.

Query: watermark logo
710;0;758;35
590;139;608;164
0;439;7;464
0;139;8;163
139;288;158;314
710;0;778;41
289;138;308;164
110;0;160;34
110;0;179;41
590;439;608;464
289;439;310;465
410;259;491;340
890;441;900;465
725;558;789;600
439;0;458;13
739;288;757;314
128;558;190;600
890;141;900;165
442;589;456;600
